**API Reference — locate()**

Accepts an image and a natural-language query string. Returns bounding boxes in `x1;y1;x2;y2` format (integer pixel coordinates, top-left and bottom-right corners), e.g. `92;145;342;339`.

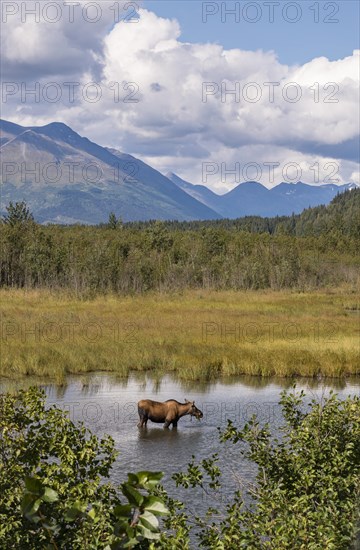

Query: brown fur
137;398;203;429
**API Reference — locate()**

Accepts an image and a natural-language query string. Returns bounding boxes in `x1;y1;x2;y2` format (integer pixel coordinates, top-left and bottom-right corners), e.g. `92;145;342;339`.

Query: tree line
0;190;359;295
121;189;360;238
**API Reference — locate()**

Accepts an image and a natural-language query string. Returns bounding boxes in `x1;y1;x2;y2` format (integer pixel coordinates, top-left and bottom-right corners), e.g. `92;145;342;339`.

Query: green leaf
65;508;81;522
42;487;59;503
136;471;163;489
121;484;144;507
122;536;140;548
143;496;169;516
87;508;96;520
127;473;139;484
139;510;159;531
65;501;87;522
138;524;161;540
114;504;132;518
25;476;43;495
21;494;41;518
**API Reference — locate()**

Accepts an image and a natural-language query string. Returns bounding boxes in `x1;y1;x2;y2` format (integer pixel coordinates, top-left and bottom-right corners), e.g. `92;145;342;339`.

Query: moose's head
185;399;203;420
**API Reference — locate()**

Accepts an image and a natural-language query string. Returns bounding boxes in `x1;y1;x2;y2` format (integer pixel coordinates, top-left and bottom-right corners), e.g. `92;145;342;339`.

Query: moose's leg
138;415;148;428
172;420;178;428
163;417;172;429
138;407;147;428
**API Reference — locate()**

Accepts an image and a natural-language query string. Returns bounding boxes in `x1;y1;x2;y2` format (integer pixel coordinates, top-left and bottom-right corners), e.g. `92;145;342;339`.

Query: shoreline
1;287;359;380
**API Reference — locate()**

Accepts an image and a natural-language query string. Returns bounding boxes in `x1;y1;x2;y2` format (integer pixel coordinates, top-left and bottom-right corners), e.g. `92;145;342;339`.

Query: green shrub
172;389;360;548
1;387;359;548
0;387;168;549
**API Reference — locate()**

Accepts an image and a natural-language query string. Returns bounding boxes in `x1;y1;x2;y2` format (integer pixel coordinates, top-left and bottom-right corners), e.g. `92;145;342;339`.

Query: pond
1;373;359;519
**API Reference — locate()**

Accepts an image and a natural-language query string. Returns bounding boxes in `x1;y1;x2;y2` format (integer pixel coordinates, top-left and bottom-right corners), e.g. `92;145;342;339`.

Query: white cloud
1;7;359;189
1;1;122;78
350;171;360;185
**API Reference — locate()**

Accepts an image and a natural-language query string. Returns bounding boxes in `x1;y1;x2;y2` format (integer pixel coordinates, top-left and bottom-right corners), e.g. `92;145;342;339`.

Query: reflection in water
38;384;67;400
175;374;350;393
81;383;103;396
151;378;163;394
1;371;356;396
138;427;180;441
137;426;202;443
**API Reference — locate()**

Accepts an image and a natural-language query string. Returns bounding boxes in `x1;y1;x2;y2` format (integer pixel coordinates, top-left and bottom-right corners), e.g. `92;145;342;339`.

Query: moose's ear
192;401;195;406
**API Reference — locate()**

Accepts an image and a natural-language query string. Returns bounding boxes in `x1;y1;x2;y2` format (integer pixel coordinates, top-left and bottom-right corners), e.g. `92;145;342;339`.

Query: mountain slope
268;181;358;215
0;120;221;224
220;180;273;217
167;173;275;217
166;172;223;213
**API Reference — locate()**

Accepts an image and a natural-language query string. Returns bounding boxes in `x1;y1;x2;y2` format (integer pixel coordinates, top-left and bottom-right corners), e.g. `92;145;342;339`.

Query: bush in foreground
171;389;360;548
0;387;168;549
0;387;359;548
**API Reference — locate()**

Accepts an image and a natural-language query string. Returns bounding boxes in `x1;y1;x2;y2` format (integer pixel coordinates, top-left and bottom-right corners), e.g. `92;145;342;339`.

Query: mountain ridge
167;172;358;218
1;118;358;223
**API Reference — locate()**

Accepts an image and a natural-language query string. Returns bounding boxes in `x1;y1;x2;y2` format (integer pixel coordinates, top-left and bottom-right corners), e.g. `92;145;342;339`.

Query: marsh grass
1;288;359;381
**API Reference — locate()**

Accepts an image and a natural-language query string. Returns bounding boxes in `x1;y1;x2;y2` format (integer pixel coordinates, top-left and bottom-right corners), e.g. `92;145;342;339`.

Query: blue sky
1;0;359;189
145;0;360;65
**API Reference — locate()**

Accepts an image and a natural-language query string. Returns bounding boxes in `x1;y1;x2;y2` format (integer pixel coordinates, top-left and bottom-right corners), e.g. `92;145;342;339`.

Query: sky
1;0;359;191
146;0;360;65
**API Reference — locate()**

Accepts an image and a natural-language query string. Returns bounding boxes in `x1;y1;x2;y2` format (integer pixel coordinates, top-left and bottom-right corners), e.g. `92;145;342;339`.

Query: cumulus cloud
1;6;359;189
1;0;123;79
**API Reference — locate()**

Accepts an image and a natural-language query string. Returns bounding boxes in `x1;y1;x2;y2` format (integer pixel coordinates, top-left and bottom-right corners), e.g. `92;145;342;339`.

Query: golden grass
1;287;359;381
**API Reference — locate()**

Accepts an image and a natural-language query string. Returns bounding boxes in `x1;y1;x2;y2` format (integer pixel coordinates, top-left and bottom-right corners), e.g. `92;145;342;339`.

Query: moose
137;399;203;429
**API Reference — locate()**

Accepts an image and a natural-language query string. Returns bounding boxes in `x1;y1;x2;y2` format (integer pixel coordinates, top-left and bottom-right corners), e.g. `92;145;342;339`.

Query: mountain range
0;119;358;224
167;173;359;218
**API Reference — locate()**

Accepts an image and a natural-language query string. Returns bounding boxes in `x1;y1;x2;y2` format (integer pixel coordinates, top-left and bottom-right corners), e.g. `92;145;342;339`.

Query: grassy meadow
1;287;359;381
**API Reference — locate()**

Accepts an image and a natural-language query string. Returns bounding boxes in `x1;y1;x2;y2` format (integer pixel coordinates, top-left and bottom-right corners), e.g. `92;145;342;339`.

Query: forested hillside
1;190;359;294
126;188;360;237
288;188;360;237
